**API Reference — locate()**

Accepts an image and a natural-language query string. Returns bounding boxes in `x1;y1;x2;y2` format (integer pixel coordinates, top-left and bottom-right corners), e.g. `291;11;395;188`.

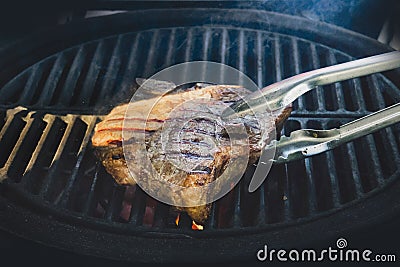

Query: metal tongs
223;51;400;164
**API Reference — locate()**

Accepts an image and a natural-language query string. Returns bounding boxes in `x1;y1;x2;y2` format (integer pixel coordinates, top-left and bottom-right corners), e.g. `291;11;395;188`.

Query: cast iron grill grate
1;26;400;232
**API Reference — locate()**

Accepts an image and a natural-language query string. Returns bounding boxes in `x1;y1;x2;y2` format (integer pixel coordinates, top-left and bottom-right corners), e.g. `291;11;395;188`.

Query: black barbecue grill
1;8;400;263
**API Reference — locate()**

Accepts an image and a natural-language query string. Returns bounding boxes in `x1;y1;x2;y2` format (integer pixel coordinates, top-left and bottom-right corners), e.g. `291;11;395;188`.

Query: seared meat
92;84;292;223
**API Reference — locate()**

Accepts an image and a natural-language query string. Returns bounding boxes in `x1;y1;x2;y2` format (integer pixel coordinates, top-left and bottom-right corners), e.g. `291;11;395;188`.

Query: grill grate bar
273;36;283;83
206;201;217;229
0;73;29;105
300;119;318;215
256;31;264;88
164;30;176;66
105;185;127;221
345;142;364;197
0;108;24;144
290;38;301;75
310;44;326;112
196;29;209;81
322;120;341;208
97;35;124;103
83;163;101;215
364;135;385;187
257;183;266;225
290;38;305;110
385;127;400;164
238;30;245;86
202;28;211;61
120;34;140;94
56;116;97;207
327;50;346;111
279;123;292;222
129;186;147;226
351;78;367;111
22;114;55;177
304;159;317;214
324;150;341;207
232;183;242;227
180;29;192;82
38;115;76;197
220;28;228;65
20;64;44;104
58;45;87;106
375;127;400;180
282;164;291;222
36;53;69;106
0;111;34;181
369;75;388;110
105;186;119;220
184;28;193;62
217;28;228;84
79;40;107;106
143;29;161;77
153;202;170;228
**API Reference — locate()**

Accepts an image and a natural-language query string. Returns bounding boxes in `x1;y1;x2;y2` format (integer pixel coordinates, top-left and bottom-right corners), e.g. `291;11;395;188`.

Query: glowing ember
175;213;180;226
191;221;204;231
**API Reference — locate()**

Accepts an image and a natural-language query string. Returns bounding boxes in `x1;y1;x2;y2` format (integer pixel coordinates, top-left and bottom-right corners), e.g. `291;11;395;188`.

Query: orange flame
191;220;204;231
175;213;180;226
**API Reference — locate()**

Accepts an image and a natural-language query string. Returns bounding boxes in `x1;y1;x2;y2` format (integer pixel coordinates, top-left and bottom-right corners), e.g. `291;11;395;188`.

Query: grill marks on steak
92;85;249;147
92;84;292;224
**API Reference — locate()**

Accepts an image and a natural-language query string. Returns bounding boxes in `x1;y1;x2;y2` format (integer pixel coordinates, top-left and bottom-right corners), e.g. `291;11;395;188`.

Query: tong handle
338;102;400;143
226;51;400;117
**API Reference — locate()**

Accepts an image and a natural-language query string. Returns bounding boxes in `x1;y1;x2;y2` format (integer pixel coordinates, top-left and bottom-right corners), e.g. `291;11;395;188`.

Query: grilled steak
92;84;291;223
